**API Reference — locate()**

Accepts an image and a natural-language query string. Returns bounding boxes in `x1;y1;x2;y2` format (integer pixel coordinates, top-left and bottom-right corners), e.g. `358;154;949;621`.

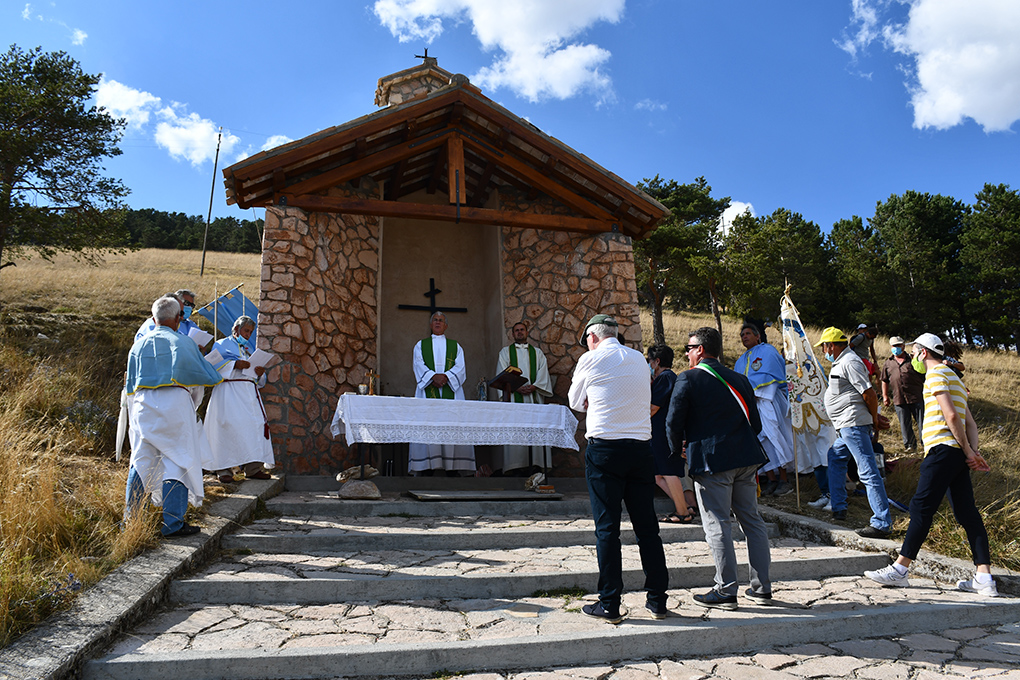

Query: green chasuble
508;343;538;404
422;337;458;400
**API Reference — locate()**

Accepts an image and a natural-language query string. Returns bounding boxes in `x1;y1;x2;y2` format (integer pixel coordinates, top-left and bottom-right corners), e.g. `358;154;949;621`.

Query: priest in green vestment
409;312;476;474
494;321;553;473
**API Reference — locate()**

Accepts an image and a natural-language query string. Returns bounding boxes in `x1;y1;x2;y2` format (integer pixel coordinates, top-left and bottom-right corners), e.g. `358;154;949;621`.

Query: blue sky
6;0;1020;233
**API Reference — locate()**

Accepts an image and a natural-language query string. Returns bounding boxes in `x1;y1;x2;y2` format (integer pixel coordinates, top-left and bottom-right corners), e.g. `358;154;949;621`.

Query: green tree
961;183;1020;352
869;191;968;342
723;208;834;326
634;175;729;345
827;215;896;330
0;45;129;276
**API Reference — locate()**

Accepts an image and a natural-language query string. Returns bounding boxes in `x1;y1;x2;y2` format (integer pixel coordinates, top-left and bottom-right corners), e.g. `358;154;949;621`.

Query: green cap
579;314;619;347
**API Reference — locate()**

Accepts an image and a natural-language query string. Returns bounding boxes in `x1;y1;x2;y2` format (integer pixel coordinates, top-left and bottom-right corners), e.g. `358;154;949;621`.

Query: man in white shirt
409;312;476;475
568;314;668;623
495;321;553;473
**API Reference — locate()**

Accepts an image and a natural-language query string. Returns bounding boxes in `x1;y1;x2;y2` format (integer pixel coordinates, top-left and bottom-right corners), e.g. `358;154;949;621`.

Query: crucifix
398;278;467;315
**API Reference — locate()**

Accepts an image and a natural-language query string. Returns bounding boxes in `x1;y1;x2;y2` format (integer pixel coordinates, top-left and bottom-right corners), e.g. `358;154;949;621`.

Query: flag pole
200;127;223;277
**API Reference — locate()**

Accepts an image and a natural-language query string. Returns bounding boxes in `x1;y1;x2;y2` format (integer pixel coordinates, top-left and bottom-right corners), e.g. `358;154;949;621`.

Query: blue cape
125;326;223;394
734;342;787;391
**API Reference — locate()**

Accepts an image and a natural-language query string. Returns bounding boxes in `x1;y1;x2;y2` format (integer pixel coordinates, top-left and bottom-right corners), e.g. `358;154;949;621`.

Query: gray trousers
694;464;772;597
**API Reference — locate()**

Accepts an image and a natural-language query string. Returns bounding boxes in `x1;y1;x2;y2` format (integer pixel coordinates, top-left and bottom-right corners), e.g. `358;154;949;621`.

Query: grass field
0;250;1017;646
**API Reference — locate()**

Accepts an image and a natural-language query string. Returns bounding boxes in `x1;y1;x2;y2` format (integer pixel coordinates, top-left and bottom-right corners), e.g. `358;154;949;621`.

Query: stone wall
257;188;379;475
500;226;642;474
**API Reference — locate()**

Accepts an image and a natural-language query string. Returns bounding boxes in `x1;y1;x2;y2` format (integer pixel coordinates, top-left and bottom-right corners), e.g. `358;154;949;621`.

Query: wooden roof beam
470;162;496;208
281;127;456;197
281;193;612;234
447;135;466;206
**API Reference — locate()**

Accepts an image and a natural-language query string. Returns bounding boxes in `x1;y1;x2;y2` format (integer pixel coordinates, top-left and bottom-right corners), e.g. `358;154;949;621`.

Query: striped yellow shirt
921;364;967;453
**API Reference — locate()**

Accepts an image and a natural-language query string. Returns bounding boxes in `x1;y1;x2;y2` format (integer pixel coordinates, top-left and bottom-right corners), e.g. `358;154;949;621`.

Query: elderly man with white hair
205;315;274;483
124;296;223;537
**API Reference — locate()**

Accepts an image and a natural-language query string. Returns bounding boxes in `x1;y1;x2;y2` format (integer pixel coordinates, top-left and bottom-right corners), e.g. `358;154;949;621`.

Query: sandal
659;512;695;524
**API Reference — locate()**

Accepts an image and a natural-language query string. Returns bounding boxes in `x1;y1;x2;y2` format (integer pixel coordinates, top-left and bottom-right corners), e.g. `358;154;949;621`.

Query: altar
330;394;579;450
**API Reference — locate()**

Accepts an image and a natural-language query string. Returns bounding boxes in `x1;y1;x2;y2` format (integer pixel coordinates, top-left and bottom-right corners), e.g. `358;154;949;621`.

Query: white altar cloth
330;395;579;451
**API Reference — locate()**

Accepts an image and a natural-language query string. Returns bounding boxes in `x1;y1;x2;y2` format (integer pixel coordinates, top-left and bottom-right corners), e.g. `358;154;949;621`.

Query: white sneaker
807;495;830;508
865;565;910;587
957;578;999;597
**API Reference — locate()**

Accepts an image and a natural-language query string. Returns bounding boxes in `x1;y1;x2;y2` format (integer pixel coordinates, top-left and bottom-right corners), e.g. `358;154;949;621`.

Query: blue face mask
182;305;193;320
236;334;249;348
824;352;835;363
891;346;904;356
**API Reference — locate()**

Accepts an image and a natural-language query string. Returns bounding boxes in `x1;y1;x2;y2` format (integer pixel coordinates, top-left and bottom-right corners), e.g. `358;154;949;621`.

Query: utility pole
200;127;223;276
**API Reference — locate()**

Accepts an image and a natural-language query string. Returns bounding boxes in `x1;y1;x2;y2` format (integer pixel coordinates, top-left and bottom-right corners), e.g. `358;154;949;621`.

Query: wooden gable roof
223;74;669;239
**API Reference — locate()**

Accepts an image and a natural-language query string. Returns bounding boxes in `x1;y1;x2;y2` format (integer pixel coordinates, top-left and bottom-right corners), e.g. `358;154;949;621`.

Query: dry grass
642;308;1020;572
1;249;261;315
0;249;262;647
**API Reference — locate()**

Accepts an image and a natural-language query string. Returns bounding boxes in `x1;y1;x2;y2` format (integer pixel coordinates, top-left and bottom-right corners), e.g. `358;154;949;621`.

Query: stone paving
84;488;1020;680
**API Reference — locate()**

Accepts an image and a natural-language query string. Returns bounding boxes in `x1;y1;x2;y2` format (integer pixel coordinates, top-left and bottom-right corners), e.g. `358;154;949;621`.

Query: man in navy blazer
666;326;772;610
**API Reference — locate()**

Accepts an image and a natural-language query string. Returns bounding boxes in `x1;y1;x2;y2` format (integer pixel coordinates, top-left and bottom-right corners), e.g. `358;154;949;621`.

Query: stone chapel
221;57;669;478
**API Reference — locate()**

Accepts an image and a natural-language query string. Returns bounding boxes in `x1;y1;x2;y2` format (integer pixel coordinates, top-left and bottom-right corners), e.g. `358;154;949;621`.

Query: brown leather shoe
246;470;272;480
218;474;235;483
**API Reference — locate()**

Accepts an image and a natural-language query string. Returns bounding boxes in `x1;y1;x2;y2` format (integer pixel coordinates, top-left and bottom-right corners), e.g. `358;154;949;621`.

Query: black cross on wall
397;278;468;315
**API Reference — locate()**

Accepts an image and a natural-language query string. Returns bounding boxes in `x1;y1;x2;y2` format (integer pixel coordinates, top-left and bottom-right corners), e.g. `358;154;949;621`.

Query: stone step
85;576;1020;680
171;544;888;604
221;516;766;553
266;492;598;518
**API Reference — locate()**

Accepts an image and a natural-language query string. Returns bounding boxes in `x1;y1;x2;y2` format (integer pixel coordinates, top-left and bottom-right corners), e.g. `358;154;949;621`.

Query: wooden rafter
282;194;610;233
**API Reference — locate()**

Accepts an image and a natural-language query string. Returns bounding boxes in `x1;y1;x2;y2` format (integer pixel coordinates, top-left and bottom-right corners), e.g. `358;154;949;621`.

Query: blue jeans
585;438;668;612
125;467;189;535
827;425;892;531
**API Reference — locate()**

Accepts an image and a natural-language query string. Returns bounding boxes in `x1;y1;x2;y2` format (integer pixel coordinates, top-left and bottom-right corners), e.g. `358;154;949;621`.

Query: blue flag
195;287;258;338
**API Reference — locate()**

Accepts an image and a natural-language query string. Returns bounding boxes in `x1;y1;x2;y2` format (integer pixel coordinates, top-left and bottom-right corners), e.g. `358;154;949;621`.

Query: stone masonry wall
258;189;379;475
501;227;642;475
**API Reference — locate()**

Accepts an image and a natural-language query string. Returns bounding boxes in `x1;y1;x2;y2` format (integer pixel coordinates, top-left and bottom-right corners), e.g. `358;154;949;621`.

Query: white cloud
71;28;87;45
21;3;32;19
154;105;240;167
96;79;160;128
262;135;293;150
634;98;667;112
720;201;754;235
839;0;1020;132
373;0;624;103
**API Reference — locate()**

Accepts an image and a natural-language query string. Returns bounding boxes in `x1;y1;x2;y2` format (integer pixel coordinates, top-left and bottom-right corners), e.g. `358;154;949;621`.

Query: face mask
891;347;904;356
236;334;249;348
911;353;927;374
649;362;655;376
824;353;835;363
182;305;193;320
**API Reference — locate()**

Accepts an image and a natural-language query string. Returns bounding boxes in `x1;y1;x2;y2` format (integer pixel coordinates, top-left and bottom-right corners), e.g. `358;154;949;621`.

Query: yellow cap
814;326;848;346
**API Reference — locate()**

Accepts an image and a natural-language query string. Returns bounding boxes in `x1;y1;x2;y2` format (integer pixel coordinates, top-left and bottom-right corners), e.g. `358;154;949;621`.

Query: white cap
911;333;944;357
889;336;905;346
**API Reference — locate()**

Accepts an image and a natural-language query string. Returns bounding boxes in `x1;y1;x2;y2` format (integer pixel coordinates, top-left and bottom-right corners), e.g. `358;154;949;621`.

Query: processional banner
781;291;835;472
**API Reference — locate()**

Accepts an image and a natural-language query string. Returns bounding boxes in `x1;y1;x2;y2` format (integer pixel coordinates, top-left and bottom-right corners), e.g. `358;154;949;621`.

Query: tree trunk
651;286;665;347
708;277;723;362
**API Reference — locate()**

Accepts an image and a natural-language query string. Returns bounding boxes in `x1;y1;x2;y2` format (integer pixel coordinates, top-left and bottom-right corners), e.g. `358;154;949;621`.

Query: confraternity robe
495;342;553;471
734;342;795;473
203;335;274;473
409;334;475;473
125;326;222;506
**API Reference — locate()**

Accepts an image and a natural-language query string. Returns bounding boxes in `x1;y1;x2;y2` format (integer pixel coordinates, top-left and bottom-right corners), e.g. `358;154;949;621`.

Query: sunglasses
684;344;702;353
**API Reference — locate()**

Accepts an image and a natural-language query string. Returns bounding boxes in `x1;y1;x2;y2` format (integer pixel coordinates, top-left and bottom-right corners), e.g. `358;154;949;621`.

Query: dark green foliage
961;183;1020;352
722;208;836;325
634;175;729;344
0;45;129;270
123;208;263;253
